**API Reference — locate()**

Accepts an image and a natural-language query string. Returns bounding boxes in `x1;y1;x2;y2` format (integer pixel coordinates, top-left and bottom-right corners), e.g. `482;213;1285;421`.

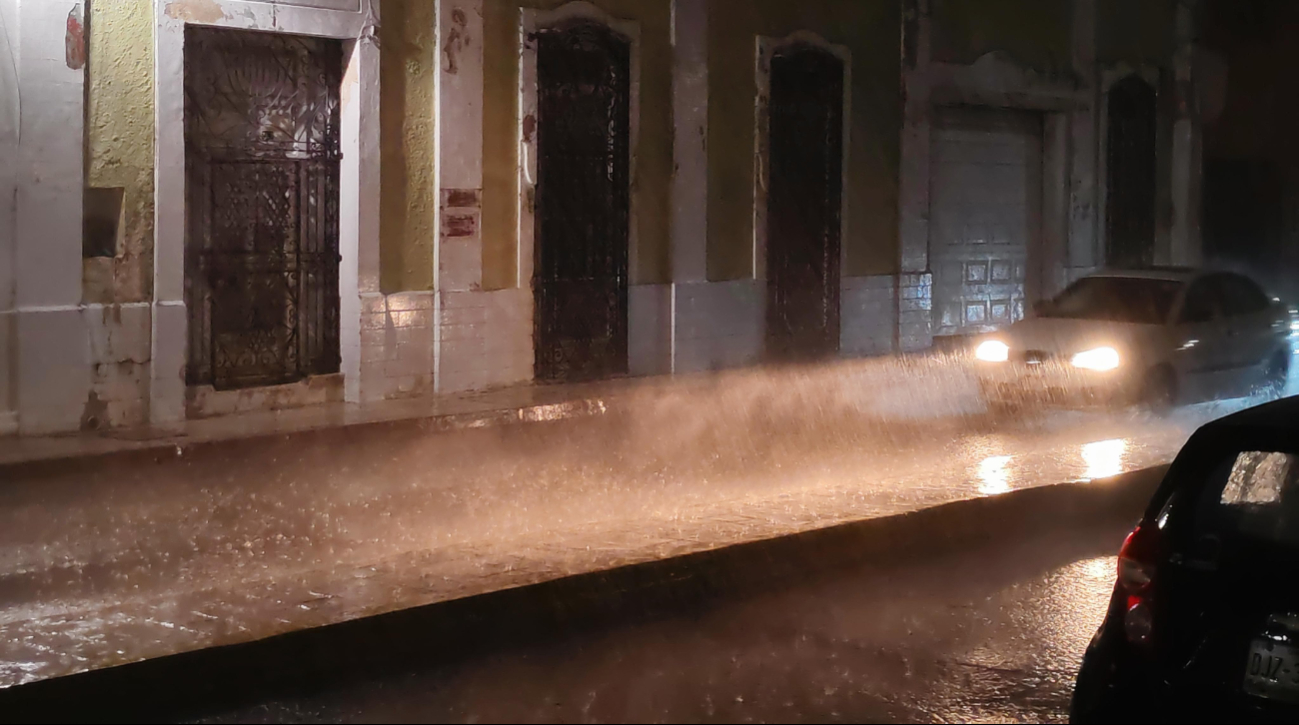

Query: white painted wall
0;0;18;433
11;0;94;435
674;280;763;373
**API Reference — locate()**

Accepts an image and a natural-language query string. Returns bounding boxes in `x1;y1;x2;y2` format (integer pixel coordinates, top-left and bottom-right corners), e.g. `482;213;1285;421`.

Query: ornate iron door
533;22;631;383
766;45;843;362
1106;76;1157;269
184;27;342;390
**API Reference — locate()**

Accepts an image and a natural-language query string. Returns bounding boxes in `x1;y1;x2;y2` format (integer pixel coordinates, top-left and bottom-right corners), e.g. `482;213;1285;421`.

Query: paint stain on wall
444;213;478;238
65;3;86;70
444;7;468;75
445;189;481;209
164;0;226;25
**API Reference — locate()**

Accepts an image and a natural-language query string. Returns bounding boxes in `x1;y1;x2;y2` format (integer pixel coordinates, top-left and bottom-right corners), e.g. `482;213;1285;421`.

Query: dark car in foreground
1072;397;1299;723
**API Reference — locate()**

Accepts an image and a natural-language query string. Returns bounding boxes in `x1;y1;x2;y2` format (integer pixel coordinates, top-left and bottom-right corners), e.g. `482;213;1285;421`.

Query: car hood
990;316;1160;356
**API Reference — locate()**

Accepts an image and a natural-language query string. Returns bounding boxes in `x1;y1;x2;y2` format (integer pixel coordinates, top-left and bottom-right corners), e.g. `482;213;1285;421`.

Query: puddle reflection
1081;439;1127;480
977;455;1013;495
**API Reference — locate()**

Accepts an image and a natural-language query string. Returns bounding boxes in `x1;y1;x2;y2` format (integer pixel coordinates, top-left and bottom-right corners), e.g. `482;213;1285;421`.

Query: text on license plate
1244;640;1299;702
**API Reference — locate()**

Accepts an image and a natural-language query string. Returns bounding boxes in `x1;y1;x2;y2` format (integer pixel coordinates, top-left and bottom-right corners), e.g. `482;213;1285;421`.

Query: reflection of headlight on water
977;455;1012;495
975;340;1009;362
1082;439;1127;480
1071;346;1120;371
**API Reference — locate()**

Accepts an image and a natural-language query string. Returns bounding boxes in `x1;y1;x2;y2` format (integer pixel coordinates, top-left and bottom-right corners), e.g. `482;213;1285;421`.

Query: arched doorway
533;21;631;383
1106;75;1158;269
765;44;844;362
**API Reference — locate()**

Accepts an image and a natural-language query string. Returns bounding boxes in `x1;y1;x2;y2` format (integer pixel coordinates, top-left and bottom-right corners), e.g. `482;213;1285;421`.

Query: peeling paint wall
705;0;901;281
86;0;155;303
482;0;673;289
379;0;437;293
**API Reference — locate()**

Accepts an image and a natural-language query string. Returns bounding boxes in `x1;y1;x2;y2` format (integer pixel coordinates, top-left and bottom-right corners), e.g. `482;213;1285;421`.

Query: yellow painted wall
87;0;154;303
706;0;901;281
380;0;437;293
481;0;673;289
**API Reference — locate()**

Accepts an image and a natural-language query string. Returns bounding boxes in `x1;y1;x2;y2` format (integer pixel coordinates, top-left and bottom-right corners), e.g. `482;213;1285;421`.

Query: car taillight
1118;524;1161;648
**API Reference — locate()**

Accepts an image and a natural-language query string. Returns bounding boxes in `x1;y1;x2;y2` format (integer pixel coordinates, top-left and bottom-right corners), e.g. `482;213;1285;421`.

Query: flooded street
0;355;1268;690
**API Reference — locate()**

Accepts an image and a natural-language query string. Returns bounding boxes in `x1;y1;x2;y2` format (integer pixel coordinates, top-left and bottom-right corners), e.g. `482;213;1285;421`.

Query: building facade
0;0;1203;436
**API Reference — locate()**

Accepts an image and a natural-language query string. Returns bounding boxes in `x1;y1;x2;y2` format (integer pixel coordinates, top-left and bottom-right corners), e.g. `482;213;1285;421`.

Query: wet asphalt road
0;399;1198;691
173;474;1151;725
0;353;1279;701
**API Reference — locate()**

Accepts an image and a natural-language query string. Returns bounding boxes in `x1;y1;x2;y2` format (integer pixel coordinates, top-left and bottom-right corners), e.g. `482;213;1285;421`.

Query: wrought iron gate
184;27;342;390
533;22;631;383
766;45;843;362
1106;75;1157;269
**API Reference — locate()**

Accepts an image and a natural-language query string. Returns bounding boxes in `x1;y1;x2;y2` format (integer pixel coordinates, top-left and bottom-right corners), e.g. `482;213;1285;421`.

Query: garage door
929;107;1042;340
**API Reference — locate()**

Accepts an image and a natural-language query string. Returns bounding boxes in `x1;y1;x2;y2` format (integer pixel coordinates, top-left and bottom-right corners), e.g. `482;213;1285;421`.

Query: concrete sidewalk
0;376;657;466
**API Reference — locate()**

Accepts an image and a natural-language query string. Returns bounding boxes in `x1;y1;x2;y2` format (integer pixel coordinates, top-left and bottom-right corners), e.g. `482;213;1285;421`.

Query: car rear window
1194;450;1299;548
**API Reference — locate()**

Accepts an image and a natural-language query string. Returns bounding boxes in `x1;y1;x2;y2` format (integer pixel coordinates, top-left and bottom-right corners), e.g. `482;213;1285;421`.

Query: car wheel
1140;366;1177;416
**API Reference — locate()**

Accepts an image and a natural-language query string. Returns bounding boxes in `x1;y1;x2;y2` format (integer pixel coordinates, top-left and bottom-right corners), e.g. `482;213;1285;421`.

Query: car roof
1084;266;1201;283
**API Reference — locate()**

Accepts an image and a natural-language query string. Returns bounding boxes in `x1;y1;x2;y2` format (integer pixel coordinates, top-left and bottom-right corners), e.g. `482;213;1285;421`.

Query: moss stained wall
87;0;154;303
481;0;672;289
706;0;900;281
930;0;1071;74
380;0;437;293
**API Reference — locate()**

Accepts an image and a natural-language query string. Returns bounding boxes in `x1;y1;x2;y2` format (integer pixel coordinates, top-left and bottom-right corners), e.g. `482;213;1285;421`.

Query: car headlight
1071;346;1120;371
975;340;1010;363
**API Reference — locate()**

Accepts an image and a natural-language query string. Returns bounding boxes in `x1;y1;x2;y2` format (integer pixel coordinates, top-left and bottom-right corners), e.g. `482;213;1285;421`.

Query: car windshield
1040;277;1183;324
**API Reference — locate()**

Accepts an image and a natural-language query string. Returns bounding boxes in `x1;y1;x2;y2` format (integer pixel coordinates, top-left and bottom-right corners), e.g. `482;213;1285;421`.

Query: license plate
1244;640;1299;702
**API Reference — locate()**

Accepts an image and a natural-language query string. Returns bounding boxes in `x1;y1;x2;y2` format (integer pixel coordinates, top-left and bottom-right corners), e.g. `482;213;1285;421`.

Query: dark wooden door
1106;75;1157;269
534;23;631;383
766;45;843;362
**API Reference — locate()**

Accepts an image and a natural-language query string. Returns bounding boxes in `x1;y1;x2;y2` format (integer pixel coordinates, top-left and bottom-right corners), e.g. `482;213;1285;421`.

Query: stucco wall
379;0;437;293
481;0;673;289
86;0;154;303
1096;0;1176;69
930;0;1072;74
705;0;900;282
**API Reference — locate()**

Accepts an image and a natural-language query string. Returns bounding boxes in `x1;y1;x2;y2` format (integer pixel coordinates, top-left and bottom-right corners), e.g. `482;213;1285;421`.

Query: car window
1217;274;1272;317
1041;277;1183;324
1179;280;1223;324
1193;450;1299;549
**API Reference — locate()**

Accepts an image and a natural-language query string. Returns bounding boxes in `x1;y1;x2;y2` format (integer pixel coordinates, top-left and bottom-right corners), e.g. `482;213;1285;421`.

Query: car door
1217;273;1282;374
1172;278;1232;398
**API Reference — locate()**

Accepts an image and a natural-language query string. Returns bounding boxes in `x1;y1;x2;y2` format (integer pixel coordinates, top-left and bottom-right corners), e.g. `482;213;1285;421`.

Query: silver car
974;268;1293;413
